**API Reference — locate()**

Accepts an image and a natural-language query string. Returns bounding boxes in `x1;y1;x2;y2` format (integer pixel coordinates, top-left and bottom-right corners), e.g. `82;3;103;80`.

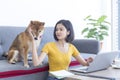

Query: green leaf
87;23;97;26
104;21;111;25
99;25;109;30
98;35;104;41
97;15;107;23
84;15;91;20
89;28;97;32
100;31;109;36
81;15;110;41
88;19;97;21
81;28;89;34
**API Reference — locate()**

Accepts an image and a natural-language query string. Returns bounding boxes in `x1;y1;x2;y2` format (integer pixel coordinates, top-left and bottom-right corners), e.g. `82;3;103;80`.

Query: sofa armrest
71;39;100;54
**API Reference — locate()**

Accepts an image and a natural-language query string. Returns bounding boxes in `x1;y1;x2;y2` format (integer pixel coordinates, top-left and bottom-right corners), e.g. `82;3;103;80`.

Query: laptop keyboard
78;66;88;70
70;66;88;71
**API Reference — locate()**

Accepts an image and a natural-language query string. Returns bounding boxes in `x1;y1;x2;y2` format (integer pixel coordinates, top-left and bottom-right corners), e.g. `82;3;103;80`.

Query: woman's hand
86;57;93;65
28;27;34;41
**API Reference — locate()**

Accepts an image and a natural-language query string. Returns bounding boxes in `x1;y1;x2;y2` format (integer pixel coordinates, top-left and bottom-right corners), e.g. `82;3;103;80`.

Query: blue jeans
47;76;63;80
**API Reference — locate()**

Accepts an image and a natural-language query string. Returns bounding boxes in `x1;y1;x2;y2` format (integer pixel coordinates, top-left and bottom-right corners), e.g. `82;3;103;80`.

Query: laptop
70;51;120;73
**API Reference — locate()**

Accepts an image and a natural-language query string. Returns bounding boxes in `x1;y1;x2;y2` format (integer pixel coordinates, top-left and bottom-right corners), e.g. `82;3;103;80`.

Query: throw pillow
0;45;3;55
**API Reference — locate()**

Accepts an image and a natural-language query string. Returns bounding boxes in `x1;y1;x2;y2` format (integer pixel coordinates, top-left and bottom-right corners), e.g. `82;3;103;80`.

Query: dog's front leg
22;49;29;68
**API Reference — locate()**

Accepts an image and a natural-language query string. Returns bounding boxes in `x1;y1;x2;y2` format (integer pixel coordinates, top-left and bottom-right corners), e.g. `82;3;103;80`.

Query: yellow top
41;42;79;71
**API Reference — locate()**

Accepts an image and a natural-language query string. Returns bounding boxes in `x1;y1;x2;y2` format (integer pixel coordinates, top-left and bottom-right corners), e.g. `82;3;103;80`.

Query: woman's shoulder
69;43;76;48
45;42;55;46
69;43;74;46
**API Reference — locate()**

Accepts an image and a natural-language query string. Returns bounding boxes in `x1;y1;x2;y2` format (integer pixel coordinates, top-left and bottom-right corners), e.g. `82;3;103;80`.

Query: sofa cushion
72;39;100;54
0;45;3;54
0;45;3;59
0;60;49;78
0;38;3;54
0;27;26;54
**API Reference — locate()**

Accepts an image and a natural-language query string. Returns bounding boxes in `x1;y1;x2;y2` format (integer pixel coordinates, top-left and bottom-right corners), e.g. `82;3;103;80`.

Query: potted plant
81;15;110;42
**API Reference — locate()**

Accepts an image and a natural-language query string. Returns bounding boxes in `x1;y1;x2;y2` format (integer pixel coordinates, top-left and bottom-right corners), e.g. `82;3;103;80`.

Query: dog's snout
34;37;38;40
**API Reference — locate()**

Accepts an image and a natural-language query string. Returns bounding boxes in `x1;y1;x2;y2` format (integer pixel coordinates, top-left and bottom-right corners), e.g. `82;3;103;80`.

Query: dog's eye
39;31;41;32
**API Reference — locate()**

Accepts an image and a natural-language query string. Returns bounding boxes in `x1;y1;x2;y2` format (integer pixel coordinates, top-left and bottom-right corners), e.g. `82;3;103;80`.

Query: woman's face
55;23;69;41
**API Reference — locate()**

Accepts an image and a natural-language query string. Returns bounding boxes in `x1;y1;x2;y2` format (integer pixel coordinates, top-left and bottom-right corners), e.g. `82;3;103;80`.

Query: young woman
28;19;93;80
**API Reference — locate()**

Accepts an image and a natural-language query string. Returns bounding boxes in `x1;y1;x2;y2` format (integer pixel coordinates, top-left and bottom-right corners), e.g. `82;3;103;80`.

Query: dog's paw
8;60;16;64
24;64;30;68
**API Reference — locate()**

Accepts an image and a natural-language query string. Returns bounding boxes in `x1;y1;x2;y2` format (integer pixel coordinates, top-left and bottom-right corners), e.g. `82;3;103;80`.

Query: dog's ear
41;22;45;26
30;21;33;24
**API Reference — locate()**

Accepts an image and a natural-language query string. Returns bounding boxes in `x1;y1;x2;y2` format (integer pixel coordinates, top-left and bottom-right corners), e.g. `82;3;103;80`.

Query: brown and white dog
6;21;45;68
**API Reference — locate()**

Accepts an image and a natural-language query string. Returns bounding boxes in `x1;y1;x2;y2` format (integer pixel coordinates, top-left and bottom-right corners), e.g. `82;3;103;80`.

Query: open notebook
49;70;75;79
70;51;119;73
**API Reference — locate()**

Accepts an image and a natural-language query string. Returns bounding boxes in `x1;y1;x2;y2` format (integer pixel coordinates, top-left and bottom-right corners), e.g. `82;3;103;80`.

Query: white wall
0;0;111;51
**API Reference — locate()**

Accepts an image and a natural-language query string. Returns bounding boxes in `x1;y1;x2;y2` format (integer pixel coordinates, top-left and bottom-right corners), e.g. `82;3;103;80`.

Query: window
111;0;119;50
111;0;120;51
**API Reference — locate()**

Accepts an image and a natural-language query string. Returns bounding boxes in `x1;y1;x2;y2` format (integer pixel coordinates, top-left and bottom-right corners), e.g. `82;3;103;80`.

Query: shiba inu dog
6;21;45;68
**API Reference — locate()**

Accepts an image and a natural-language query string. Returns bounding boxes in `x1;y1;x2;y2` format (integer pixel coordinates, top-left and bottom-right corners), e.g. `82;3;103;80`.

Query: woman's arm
28;27;47;66
74;55;93;66
31;41;47;66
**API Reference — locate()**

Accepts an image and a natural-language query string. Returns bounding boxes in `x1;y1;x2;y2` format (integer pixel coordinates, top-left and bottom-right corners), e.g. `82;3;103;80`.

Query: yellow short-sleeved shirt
41;42;79;71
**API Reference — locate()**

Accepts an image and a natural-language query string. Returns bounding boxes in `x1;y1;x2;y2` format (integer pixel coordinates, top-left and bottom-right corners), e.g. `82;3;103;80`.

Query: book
49;70;75;79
